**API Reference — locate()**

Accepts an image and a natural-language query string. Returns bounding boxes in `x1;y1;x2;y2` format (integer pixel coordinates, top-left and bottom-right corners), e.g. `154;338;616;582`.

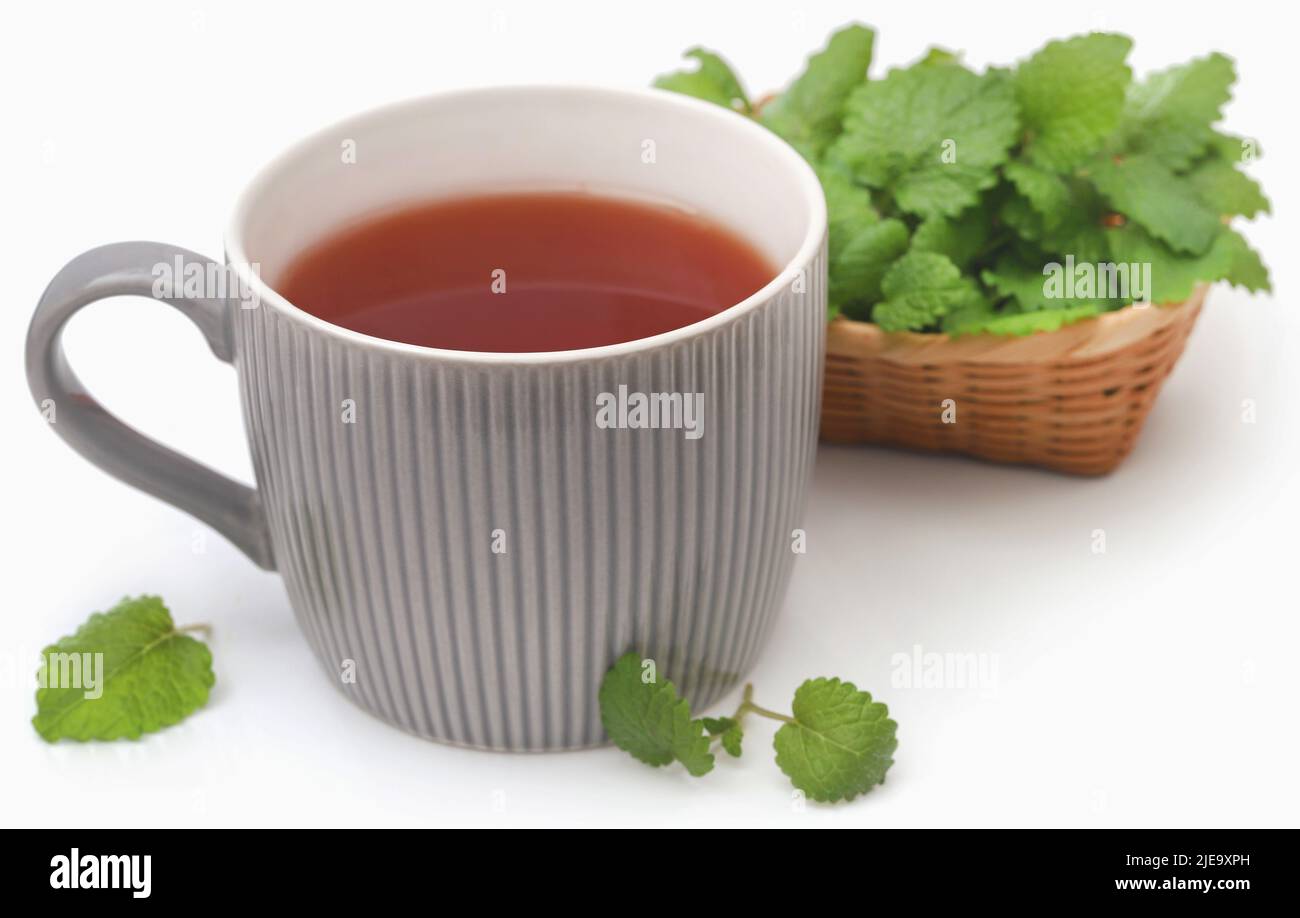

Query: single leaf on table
1111;53;1235;169
1089;153;1222;254
774;677;897;803
654;48;750;112
872;251;987;332
33;595;214;742
598;651;714;777
830;62;1019;219
1014;33;1133;171
760;23;875;161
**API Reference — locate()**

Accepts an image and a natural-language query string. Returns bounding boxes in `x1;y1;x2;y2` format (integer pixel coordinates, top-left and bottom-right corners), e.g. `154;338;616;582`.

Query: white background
2;0;1295;827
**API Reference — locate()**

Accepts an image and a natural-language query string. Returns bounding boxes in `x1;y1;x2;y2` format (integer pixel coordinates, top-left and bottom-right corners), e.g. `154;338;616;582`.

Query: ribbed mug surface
233;248;826;750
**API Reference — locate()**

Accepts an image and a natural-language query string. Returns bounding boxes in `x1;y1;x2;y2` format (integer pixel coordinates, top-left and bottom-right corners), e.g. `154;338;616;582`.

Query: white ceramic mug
26;86;827;750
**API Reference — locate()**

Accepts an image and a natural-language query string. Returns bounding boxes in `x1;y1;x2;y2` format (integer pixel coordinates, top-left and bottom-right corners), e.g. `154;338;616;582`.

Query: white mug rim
224;84;827;365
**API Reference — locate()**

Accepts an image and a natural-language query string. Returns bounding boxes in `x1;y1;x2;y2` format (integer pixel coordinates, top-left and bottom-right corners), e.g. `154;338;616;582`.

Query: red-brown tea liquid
278;192;775;352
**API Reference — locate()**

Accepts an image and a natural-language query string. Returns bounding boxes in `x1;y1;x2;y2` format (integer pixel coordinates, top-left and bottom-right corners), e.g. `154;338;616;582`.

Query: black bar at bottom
5;828;1289;904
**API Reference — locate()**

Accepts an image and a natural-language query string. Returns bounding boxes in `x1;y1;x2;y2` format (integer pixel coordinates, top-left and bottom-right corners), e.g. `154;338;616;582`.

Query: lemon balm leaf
701;716;735;735
981;255;1110;313
832;63;1019;219
910;200;994;271
1015;33;1133;171
1003;161;1073;230
774;678;898;803
598;652;715;777
1205;131;1260;164
33;596;214;742
1089;153;1222;254
720;725;744;758
1107;223;1270;302
949;304;1102;336
1185;157;1271;219
818;162;880;259
702;716;744;757
654;48;750;113
1113;53;1236;169
761;23;875;160
831;218;910;319
873;251;987;332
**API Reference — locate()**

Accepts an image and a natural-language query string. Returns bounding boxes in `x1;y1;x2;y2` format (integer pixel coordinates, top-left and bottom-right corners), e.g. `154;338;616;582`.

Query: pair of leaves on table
33;596;214;741
598;652;897;803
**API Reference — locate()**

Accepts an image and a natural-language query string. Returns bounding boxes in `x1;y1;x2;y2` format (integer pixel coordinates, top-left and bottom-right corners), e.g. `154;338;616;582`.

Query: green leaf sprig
598;651;898;803
33;595;215;741
654;23;1272;334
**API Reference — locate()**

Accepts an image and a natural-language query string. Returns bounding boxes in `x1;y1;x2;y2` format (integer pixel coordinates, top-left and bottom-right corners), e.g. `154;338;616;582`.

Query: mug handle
25;241;276;570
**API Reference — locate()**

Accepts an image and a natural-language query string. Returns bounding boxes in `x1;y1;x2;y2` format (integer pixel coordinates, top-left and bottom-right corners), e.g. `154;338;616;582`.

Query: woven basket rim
827;284;1208;366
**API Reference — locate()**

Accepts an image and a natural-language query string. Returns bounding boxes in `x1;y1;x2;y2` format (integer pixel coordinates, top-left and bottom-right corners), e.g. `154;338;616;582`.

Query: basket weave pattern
820;287;1207;475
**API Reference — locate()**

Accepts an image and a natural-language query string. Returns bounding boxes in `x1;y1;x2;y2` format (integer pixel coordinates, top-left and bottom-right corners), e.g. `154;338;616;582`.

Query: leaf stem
730;683;795;724
743;701;795;724
176;623;213;638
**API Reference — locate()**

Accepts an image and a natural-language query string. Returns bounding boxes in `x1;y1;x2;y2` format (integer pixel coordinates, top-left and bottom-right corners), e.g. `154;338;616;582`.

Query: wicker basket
820;286;1207;475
